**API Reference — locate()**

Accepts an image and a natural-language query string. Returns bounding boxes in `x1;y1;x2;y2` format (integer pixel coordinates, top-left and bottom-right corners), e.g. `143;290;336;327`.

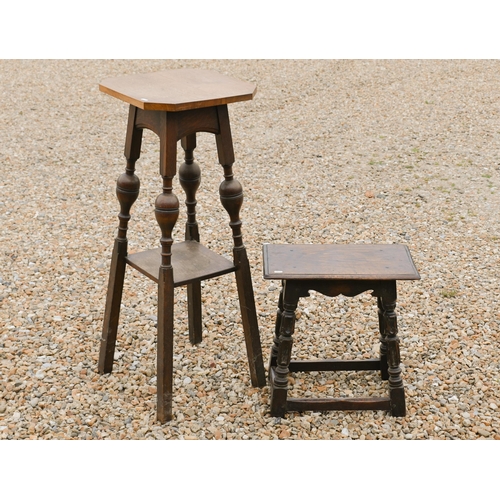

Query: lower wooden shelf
125;240;236;286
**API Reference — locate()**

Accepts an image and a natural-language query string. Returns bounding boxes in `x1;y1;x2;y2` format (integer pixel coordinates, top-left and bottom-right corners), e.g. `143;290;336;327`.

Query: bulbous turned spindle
116;169;140;240
99;165;140;376
155;178;179;269
219;161;266;388
219;169;244;249
179;136;201;241
179;135;203;345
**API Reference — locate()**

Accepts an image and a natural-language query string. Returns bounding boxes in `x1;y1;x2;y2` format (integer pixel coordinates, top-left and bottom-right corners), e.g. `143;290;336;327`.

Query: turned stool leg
382;283;406;417
270;282;300;417
179;134;203;345
268;285;284;374
377;296;389;381
155;176;179;423
99;109;142;374
216;106;266;387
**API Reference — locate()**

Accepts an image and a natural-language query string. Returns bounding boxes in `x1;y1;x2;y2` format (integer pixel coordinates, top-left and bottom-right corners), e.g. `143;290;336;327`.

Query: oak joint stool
263;244;420;418
98;69;266;423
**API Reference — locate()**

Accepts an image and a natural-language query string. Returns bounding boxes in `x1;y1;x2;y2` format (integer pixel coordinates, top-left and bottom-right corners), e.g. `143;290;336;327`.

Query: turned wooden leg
216;105;266;387
99;110;142;374
179;134;203;345
268;285;284;374
219;171;265;387
377;296;389;381
382;283;405;417
270;281;299;417
155;176;179;423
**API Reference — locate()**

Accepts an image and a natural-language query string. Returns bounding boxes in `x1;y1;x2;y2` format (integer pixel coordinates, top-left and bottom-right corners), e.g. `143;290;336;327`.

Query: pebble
0;60;499;440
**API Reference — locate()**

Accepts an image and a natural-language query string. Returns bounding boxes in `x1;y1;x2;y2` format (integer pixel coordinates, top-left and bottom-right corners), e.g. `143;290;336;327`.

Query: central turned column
179;135;203;345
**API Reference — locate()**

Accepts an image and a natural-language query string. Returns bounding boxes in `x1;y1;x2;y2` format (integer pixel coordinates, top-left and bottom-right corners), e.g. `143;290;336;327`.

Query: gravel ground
0;59;499;440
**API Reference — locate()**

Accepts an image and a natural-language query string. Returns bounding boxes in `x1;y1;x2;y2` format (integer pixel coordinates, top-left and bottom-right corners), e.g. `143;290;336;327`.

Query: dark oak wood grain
263;243;420;281
264;243;420;418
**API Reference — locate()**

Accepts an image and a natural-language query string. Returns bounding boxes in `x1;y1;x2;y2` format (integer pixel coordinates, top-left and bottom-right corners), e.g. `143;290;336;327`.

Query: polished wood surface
99;69;257;112
263;243;420;418
263;244;420;281
125;241;236;286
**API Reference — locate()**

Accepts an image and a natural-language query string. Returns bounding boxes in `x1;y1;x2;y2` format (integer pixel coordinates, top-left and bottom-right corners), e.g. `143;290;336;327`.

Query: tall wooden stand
98;69;266;422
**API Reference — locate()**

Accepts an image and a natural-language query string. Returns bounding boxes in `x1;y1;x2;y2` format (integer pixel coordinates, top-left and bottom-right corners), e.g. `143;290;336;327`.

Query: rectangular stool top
263;244;420;281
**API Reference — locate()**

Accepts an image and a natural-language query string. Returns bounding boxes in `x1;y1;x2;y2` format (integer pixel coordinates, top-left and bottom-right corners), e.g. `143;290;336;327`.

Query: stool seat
263;243;420;418
263;244;420;281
